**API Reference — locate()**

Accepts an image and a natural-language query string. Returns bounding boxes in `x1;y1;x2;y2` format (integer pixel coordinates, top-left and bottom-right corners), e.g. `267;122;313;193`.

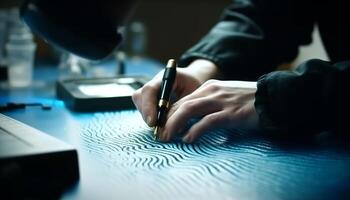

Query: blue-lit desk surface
1;59;350;200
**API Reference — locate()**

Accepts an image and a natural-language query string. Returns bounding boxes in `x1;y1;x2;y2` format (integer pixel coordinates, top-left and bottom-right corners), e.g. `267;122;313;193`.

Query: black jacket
180;0;350;136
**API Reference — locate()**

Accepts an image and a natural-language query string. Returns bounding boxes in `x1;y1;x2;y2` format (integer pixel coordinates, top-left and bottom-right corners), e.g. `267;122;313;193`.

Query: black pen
154;59;177;139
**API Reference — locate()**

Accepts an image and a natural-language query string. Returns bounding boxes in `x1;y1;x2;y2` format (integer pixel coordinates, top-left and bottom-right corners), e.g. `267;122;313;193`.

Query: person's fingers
160;80;223;141
161;97;221;141
182;111;229;143
166;83;214;120
139;82;160;127
131;88;142;112
132;76;161;127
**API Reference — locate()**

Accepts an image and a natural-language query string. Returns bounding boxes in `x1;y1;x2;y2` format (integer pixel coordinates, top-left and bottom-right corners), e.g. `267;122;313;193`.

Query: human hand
132;59;220;128
132;66;202;127
160;80;259;143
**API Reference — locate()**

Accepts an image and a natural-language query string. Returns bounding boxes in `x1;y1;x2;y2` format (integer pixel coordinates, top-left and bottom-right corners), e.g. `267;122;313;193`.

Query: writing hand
161;80;259;143
132;68;201;128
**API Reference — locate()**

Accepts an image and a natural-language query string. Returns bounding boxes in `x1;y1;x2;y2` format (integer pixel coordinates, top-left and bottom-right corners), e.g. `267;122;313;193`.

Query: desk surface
1;59;350;200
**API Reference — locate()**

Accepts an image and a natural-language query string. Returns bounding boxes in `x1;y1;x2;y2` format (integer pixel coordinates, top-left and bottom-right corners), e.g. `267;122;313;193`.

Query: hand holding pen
153;59;177;139
132;59;204;142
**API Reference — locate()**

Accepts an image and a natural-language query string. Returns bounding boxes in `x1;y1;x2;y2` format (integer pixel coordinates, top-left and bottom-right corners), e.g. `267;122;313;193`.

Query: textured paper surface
80;111;350;200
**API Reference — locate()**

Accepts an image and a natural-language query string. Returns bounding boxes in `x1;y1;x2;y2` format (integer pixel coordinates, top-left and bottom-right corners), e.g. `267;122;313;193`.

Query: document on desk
79;111;350;200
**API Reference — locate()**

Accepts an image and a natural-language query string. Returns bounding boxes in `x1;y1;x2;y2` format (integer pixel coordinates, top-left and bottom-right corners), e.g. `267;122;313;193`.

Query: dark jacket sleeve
255;59;350;136
180;0;315;80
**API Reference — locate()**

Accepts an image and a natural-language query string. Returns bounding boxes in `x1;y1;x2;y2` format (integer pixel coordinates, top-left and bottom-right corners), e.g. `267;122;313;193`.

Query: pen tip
153;126;159;139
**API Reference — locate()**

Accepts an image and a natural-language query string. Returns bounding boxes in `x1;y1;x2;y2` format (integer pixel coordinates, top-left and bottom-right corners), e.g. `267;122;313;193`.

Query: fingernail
182;135;191;143
147;116;153;127
159;129;166;141
165;133;172;142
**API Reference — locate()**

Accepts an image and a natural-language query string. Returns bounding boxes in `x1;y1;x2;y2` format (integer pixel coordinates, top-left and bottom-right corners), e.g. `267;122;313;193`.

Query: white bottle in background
5;9;37;88
0;10;8;66
129;21;147;60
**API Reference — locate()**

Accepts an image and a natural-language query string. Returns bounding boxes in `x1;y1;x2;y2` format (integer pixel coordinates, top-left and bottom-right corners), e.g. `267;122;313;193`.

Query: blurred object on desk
0;9;8;67
58;51;92;81
0;113;79;200
129;21;147;60
0;9;8;81
56;76;149;112
114;26;127;76
5;7;36;88
114;21;148;76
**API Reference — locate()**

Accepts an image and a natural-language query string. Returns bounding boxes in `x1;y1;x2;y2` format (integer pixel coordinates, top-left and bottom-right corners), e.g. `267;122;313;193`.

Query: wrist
182;59;221;84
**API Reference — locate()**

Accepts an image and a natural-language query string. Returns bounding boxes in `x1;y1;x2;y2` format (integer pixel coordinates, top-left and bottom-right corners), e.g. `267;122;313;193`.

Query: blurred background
0;0;229;62
0;0;329;85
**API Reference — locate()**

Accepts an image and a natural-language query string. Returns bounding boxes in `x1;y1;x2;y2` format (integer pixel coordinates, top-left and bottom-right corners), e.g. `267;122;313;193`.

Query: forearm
255;59;350;137
181;59;222;84
180;0;314;80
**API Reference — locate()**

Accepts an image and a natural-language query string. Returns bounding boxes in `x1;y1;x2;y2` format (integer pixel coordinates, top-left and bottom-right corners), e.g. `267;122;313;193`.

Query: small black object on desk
0;102;51;112
0;64;8;81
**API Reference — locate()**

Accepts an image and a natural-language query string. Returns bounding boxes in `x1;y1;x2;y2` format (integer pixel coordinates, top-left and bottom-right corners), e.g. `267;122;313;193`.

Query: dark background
0;0;230;62
130;0;229;61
